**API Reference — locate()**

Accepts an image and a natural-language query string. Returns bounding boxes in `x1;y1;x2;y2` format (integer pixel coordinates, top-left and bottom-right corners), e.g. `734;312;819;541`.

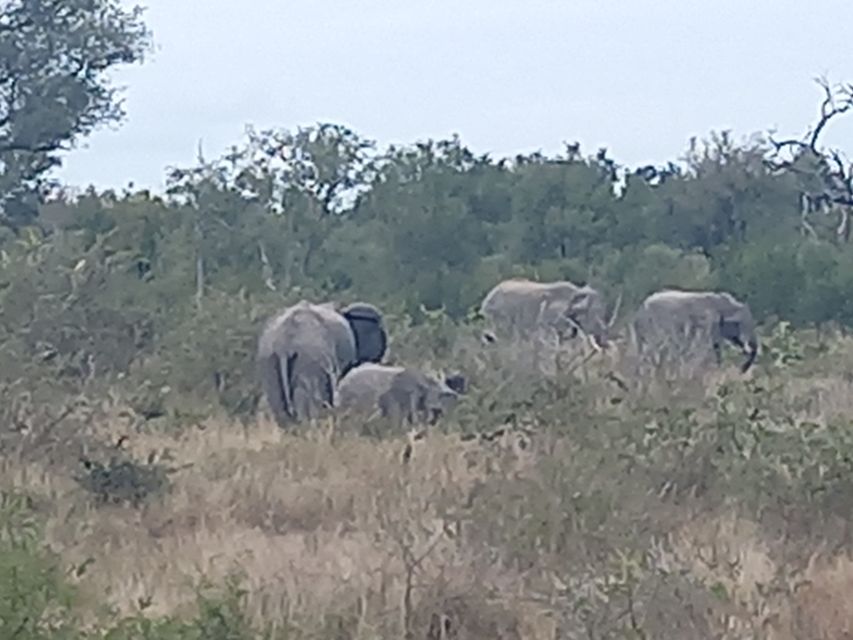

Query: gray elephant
629;289;759;373
256;300;387;427
336;362;466;427
479;277;616;349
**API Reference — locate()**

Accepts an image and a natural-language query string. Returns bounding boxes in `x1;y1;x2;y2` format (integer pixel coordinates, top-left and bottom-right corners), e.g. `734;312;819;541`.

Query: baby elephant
336;363;466;427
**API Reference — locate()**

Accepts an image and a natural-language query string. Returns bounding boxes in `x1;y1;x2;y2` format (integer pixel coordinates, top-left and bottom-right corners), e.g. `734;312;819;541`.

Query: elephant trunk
740;338;758;373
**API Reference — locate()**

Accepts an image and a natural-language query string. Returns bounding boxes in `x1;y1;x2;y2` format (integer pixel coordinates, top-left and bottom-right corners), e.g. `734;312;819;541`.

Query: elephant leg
291;386;312;422
405;395;420;426
712;340;722;365
378;392;402;430
262;356;287;423
412;388;435;426
322;370;336;409
262;353;296;428
303;372;336;422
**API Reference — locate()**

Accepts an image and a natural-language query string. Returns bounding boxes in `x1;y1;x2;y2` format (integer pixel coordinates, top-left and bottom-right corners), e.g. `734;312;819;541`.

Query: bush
75;455;171;508
4;117;853;637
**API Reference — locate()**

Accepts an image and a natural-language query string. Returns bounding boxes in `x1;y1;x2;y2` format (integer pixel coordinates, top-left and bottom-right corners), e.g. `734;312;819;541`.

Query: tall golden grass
3;330;853;638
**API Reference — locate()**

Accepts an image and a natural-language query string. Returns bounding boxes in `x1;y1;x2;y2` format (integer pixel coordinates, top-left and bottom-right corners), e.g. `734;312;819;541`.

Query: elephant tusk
588;334;603;352
607;291;623;329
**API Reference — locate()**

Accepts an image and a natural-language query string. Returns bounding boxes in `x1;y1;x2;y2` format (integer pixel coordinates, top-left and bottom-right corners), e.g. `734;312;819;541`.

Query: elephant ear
444;372;467;395
718;300;759;372
567;288;594;314
569;287;612;346
341;302;387;364
718;304;747;343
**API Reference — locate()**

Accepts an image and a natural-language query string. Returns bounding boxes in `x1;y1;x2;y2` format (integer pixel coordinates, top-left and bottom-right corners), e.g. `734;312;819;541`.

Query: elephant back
336;362;405;412
481;279;579;336
312;303;360;373
641;290;723;327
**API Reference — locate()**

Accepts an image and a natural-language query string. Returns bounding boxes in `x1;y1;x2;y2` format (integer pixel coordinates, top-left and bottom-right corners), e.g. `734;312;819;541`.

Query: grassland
3;326;853;639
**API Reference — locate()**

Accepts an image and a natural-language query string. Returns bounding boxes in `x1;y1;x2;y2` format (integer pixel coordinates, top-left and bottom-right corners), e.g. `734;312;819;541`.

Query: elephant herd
256;278;760;430
256;300;466;429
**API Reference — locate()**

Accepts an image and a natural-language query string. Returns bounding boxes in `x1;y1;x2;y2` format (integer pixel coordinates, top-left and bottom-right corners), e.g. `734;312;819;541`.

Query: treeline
1;120;851;417
12;124;853;322
4;0;853;419
4;127;853;639
161;124;853;326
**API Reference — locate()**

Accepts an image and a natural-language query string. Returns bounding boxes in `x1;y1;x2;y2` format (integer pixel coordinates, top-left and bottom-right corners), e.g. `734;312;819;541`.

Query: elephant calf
336;363;466;427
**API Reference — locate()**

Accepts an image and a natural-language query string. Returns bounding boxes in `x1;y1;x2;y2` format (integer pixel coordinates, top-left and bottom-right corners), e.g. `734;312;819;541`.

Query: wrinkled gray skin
336;362;466;427
479;278;611;348
630;289;759;373
256;300;387;427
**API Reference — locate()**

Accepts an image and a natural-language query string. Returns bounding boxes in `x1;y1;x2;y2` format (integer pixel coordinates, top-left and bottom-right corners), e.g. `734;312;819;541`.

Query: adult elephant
479;277;616;349
336;362;466;427
629;289;759;373
256;300;387;427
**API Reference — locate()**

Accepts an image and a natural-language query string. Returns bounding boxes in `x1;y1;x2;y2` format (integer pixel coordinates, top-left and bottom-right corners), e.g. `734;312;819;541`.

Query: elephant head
443;372;468;395
715;294;759;372
426;372;467;423
381;368;466;426
552;284;614;349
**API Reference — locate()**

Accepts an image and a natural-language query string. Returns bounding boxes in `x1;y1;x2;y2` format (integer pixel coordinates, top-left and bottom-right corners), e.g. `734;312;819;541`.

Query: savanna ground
4;320;853;639
6;2;853;637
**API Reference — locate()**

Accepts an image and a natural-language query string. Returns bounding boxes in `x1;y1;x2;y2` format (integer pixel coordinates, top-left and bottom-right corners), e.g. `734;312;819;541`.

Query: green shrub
0;491;80;640
75;455;170;508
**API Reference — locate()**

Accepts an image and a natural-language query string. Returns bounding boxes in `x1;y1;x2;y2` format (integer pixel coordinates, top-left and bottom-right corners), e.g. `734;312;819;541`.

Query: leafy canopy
0;0;152;229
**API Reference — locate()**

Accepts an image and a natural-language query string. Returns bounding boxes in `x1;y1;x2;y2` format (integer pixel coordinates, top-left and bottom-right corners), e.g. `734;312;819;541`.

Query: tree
766;77;853;243
0;0;152;230
165;124;378;296
348;137;492;317
505;145;621;266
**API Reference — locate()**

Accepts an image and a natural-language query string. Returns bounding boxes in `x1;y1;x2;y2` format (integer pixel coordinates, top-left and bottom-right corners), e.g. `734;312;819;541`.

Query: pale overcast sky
55;0;853;192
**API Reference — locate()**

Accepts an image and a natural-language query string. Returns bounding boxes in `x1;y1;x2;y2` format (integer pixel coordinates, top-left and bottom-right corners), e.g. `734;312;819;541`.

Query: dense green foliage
2;118;852;419
6;121;853;635
0;0;151;229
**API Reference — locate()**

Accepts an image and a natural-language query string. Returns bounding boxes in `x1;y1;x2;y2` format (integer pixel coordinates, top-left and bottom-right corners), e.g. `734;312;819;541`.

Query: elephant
628;289;759;373
336;362;467;427
478;277;617;350
256;300;388;427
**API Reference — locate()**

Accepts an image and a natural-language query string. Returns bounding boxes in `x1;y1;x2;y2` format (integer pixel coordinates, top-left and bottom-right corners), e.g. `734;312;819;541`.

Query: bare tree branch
765;76;853;242
0;140;68;155
809;77;853;149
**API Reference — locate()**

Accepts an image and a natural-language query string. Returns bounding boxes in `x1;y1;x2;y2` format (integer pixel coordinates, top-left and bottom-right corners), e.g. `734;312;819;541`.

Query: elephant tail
261;351;298;426
322;368;336;409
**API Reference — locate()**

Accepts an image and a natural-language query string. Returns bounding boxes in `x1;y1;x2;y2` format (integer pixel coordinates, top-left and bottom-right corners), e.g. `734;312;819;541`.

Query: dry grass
4;334;853;638
0;413;547;637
